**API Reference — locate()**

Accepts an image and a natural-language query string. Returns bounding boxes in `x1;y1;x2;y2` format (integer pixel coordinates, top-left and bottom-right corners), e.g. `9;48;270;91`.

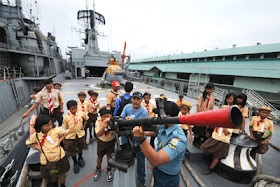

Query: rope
253;154;280;186
180;166;191;187
183;158;206;187
268;142;280;152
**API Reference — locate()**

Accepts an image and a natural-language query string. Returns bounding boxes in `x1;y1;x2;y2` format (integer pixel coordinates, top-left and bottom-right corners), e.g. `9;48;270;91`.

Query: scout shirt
77;100;88;114
156;124;187;175
62;111;89;139
249;116;274;133
26;127;68;165
178;111;193;130
86;98;101;114
176;99;185;108
212;127;233;144
106;90;120;107
196;93;215;112
95;119;115;142
232;105;249;134
35;88;61;109
60;93;64;104
141;101;156;118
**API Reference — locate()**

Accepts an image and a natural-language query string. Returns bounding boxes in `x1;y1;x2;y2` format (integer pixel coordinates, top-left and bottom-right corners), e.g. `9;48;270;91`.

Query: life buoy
30;115;38;136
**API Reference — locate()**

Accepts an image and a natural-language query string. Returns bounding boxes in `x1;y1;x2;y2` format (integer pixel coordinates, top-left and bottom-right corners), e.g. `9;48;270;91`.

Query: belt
154;167;178;177
253;131;263;135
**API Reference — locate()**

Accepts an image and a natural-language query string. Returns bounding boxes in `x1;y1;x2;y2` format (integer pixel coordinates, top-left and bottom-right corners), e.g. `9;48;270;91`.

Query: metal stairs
243;89;280;122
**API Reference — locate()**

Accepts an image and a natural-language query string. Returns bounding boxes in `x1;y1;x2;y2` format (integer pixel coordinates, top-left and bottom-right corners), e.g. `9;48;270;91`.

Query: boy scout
249;106;274;157
86;91;101;140
22;79;64;125
93;107;115;182
106;81;120;114
62;100;89;173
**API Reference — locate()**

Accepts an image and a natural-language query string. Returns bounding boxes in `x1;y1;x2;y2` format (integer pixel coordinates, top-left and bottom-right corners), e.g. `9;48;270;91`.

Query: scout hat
258;106;272;112
181;101;192;108
99;107;112;115
77;91;86;96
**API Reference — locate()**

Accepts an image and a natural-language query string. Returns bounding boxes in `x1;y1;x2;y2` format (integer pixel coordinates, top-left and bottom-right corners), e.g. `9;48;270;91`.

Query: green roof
131;43;280;63
128;59;280;79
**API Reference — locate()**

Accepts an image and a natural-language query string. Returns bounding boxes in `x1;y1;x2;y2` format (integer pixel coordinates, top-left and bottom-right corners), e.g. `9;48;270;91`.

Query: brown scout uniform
249;116;274;153
26;127;70;178
95;119;115;157
62;111;89;153
35;88;63;125
106;90;120;113
142;102;156;118
193;93;215;137
200;127;233;159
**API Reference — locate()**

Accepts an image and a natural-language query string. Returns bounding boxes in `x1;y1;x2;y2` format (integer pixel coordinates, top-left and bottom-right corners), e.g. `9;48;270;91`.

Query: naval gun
108;98;243;172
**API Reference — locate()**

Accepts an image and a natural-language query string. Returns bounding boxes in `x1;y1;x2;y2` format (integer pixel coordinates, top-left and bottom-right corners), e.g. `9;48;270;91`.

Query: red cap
112;81;120;87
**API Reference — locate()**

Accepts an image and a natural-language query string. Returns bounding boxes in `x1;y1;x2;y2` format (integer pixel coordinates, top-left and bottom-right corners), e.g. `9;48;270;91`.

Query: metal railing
130;75;227;106
243;89;280;122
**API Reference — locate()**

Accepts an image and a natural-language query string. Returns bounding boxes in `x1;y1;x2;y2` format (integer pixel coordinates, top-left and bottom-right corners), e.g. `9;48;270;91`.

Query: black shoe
93;168;101;181
84;144;89;150
107;169;114;182
193;138;201;148
78;157;85;167
201;168;212;175
74;163;80;173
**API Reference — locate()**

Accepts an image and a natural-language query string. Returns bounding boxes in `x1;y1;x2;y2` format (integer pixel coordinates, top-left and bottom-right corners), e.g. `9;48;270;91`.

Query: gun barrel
116;106;242;131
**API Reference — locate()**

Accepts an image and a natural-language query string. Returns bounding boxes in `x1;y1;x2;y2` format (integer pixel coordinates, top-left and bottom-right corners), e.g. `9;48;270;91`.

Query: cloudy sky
22;0;280;60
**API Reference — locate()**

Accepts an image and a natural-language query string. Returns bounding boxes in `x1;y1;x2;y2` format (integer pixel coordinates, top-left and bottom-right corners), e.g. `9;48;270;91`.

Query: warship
0;1;279;187
0;0;69;185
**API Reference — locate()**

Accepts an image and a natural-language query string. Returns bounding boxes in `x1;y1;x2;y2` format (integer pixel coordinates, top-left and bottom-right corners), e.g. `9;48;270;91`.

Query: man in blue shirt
114;81;133;116
132;101;187;187
121;91;148;187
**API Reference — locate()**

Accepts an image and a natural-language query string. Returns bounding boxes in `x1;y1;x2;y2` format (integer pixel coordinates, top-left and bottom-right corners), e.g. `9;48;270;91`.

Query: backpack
117;96;132;116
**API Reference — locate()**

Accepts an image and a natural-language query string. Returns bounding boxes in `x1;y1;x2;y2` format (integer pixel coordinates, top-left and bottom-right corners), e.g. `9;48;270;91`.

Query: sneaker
78;157;85;167
107;170;114;182
201;168;212;175
93;168;101;181
138;182;146;187
74;163;80;173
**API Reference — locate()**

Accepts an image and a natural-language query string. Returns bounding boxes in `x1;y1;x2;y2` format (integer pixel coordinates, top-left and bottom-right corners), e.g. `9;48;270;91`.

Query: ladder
243;89;280;122
187;67;209;98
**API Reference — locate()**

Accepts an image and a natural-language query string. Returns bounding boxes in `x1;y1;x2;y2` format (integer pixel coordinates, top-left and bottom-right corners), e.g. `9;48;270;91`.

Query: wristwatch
137;137;147;144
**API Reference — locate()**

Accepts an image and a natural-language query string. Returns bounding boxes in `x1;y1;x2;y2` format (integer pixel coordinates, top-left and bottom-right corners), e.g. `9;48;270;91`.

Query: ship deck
14;77;280;187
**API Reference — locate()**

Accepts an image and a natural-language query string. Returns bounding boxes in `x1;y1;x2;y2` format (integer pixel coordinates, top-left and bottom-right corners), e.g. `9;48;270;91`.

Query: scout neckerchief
215;127;223;137
44;88;54;115
144;102;150;115
78;101;85;112
206;96;211;109
40;134;48;146
102;119;109;136
179;100;182;107
257;117;265;132
68;112;78;124
111;90;119;98
90;98;99;111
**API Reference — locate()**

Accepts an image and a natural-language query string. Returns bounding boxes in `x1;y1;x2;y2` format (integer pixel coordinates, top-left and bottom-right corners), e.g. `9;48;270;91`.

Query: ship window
225;56;234;60
264;52;278;59
236;55;247;60
210;75;234;85
0;27;7;43
177;73;191;80
249;54;261;59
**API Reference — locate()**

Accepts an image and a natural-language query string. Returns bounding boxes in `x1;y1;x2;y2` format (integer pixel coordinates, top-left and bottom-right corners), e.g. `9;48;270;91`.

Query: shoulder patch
171;138;180;146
